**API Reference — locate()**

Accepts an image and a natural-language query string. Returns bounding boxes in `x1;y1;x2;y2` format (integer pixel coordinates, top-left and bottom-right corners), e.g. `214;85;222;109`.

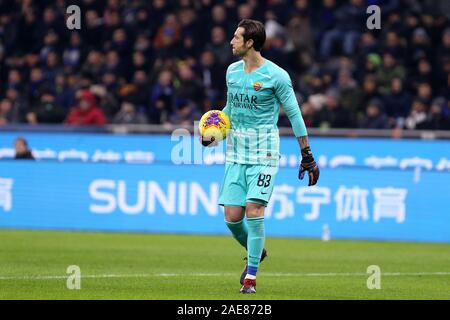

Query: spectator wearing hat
64;89;107;125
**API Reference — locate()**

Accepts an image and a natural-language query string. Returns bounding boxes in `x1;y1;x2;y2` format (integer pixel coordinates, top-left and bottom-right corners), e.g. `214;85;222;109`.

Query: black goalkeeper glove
200;135;218;147
299;146;320;186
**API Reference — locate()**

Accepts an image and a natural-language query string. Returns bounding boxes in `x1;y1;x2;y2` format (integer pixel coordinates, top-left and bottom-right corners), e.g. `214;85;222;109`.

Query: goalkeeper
202;19;320;294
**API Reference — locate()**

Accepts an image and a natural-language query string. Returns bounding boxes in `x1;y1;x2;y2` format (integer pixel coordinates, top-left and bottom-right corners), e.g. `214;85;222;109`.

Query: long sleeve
275;70;307;137
222;66;231;117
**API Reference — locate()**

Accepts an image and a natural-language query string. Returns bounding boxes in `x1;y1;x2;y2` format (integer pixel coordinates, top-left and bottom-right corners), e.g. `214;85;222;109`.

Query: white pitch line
0;272;449;281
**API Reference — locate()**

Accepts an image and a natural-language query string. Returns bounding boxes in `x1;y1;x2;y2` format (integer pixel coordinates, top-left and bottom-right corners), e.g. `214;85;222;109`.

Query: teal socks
225;216;265;277
225;218;248;249
246;217;265;275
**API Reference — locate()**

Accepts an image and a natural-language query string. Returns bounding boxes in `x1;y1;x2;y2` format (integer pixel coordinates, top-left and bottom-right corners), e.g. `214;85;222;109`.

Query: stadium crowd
0;0;450;130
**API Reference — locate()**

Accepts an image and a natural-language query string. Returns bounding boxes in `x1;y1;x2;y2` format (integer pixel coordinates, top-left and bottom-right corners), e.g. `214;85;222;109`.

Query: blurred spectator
319;0;365;59
54;74;76;110
110;28;131;58
82;10;104;50
382;31;406;60
440;73;450;101
209;4;234;39
422;97;450;130
408;27;433;64
405;99;428;130
6;69;23;92
14;137;34;160
5;88;29;122
384;77;412;128
376;52;406;95
28;67;52;106
335;69;360;118
359;75;381;118
153;14;181;53
122;70;150;110
43;51;63;84
358;99;389;129
312;90;352;128
27;91;66;124
169;100;200;125
39;30;61;65
287;13;315;56
237;3;254;21
206;26;233;67
17;8;41;53
436;28;450;79
149;69;174;124
409;58;435;92
113;101;148;124
63;32;83;72
356;53;381;82
416;82;433;106
311;0;337;40
81;50;105;82
175;63;204;109
195;50;224;105
65;90;107;125
0;98;20;125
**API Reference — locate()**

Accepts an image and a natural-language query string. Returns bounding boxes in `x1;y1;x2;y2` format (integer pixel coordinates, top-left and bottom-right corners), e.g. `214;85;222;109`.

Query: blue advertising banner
0;132;449;242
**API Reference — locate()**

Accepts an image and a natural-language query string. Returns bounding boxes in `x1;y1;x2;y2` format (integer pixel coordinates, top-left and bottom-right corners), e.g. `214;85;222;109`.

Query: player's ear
246;39;254;49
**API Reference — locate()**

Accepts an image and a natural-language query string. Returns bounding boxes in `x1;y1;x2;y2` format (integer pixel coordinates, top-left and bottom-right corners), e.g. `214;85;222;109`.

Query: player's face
230;27;251;57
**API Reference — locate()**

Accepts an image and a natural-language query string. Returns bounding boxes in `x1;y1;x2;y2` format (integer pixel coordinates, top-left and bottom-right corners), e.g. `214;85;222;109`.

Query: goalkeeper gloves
200;135;218;147
299;146;320;186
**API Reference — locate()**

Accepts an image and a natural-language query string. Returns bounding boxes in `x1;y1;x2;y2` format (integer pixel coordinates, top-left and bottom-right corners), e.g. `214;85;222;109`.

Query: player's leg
224;206;247;249
219;163;248;249
240;164;278;293
240;202;266;294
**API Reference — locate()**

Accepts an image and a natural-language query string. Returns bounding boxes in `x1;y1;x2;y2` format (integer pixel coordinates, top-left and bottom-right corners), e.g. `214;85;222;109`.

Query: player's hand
299;146;319;186
200;135;218;147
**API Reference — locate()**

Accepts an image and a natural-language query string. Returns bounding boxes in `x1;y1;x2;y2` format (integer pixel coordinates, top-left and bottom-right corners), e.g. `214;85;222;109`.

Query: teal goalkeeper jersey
222;59;307;166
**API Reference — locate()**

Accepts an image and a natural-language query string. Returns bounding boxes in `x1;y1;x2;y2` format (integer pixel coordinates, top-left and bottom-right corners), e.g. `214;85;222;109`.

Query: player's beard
233;46;249;58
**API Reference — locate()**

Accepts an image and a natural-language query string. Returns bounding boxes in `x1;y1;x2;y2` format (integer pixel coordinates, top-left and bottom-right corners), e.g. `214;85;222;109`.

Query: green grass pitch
0;230;449;300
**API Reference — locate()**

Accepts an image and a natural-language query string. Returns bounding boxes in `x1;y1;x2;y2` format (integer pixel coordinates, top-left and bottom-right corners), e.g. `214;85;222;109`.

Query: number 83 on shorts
218;163;279;207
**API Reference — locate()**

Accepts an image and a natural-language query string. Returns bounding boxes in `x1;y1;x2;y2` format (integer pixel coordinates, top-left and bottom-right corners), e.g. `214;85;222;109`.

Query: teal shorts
218;162;279;207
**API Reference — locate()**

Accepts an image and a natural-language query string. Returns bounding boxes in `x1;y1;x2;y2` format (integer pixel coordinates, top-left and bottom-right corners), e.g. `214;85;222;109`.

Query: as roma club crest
253;81;263;91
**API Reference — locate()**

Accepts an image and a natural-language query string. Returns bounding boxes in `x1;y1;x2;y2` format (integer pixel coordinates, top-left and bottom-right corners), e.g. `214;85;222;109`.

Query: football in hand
198;110;231;147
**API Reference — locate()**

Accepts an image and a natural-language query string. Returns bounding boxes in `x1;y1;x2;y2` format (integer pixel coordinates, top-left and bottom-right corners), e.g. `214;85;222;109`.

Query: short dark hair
237;19;266;51
15;137;28;147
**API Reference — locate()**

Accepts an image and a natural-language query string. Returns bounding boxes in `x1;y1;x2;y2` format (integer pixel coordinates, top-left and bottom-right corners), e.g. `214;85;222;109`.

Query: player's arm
275;70;319;186
222;66;231;117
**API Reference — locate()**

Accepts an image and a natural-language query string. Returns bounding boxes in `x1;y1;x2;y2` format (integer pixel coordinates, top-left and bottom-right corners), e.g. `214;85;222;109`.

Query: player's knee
245;202;265;218
224;206;245;222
